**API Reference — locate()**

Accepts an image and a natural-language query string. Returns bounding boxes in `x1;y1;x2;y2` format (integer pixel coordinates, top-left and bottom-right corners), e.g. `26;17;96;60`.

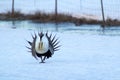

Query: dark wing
46;32;60;55
26;33;38;60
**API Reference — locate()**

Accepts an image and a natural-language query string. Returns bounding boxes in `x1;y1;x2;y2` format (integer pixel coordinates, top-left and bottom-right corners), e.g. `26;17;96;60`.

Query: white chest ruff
35;37;49;54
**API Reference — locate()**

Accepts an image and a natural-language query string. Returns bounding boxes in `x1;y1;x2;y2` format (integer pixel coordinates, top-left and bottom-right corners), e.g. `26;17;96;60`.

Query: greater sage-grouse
26;32;60;63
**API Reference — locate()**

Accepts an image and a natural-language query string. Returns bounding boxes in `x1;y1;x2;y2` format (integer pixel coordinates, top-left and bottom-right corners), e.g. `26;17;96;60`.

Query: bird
26;32;60;63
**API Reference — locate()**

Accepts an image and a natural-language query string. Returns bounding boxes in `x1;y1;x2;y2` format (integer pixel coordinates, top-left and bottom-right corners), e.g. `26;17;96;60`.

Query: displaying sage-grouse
26;32;60;63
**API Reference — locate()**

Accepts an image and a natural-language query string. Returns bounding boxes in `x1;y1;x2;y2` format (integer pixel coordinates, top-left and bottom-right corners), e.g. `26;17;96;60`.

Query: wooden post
80;0;82;11
100;0;105;27
55;0;58;23
12;0;14;17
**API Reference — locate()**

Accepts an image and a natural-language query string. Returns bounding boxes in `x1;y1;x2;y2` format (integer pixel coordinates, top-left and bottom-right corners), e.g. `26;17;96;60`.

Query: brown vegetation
0;11;120;26
105;18;120;26
0;11;25;20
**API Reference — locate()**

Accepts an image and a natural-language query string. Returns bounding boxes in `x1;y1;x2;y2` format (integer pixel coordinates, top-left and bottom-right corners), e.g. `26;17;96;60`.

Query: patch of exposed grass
105;18;120;26
27;11;73;23
0;11;25;20
0;11;120;26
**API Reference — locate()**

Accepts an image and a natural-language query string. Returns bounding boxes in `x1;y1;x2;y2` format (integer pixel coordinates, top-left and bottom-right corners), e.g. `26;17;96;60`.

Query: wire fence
0;0;120;20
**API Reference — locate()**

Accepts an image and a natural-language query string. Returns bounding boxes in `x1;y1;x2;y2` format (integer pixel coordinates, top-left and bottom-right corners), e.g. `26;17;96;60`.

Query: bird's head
39;32;44;41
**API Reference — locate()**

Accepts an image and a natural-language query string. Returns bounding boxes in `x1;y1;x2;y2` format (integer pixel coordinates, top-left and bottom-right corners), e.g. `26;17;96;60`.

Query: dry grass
105;18;120;26
27;11;73;23
0;11;25;20
0;11;120;26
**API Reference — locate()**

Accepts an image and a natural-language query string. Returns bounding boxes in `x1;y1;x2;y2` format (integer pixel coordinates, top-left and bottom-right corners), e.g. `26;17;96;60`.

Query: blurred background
0;0;120;36
0;0;120;20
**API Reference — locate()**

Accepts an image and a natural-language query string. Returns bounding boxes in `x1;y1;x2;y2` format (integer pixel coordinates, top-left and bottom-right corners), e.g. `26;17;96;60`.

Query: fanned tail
27;33;38;60
46;32;60;55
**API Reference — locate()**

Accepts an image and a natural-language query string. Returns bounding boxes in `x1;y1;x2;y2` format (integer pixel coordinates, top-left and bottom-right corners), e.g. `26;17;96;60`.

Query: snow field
0;28;120;80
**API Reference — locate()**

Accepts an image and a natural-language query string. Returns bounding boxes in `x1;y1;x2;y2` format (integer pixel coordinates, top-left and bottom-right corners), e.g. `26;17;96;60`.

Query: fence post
55;0;58;23
12;0;14;18
100;0;105;27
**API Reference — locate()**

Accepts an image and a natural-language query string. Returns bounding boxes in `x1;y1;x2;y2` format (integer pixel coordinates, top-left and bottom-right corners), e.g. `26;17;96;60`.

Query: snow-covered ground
0;27;120;80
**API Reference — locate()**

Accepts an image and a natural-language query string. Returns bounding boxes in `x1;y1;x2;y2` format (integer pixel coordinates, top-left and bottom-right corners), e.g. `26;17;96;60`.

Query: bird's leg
43;56;46;62
40;56;45;63
40;56;44;63
41;56;46;63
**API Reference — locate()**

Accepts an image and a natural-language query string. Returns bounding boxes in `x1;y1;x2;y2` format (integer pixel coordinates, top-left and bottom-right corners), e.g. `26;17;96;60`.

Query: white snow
0;27;120;80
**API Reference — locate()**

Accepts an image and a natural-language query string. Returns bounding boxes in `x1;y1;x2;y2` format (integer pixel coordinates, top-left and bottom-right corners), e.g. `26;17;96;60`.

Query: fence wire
0;0;120;19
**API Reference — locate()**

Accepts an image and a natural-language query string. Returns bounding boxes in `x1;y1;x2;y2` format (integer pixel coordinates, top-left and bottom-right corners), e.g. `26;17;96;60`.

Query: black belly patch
36;50;52;58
